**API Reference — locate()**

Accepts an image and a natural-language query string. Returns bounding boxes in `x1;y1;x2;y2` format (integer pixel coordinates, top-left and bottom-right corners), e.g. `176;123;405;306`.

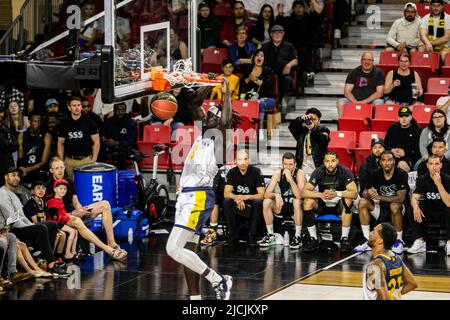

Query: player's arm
401;262;418;295
343;181;358;199
264;170;281;199
245;187;265;201
296;170;307;199
57;137;65;160
219;77;233;129
378;189;407;203
367;259;389;300
91;133;100;162
301;182;324;200
224;185;239;200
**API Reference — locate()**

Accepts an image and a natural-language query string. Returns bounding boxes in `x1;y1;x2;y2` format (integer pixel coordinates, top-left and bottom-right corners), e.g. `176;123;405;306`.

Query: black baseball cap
4;167;22;175
398;106;412;117
270;24;284;33
430;0;444;4
371;137;385;149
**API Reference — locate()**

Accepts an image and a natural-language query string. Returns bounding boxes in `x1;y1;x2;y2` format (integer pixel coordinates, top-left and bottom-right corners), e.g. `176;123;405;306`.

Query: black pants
223;198;263;242
10;221;57;263
407;206;450;241
333;0;350;30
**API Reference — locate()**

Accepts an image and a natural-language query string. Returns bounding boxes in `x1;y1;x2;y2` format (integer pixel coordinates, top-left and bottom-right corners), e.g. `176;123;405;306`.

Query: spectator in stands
0;106;18;186
168;0;189;43
81;97;103;137
157;28;188;67
0;231;33;286
359;138;385;196
15;240;52;278
0;85;25;112
408;154;450;255
262;24;298;115
239;49;275;127
419;0;450;62
211;59;240;101
228;25;256;74
220;1;254;47
45;98;60;115
417;137;450;175
102;103;137;169
5;100;29;135
332;0;349;40
384;107;422;172
436;86;450;123
337;52;385;118
355;151;409;254
223;150;265;246
288;108;330;177
18;112;52;184
386;2;424;53
198;1;222;53
79;1;98;48
43;112;60;156
45;157;126;256
0;167;68;276
383;54;423;106
260;152;306;248
301;151;358;253
419;109;450;159
250;4;275;47
115;6;132;49
57;96;100;178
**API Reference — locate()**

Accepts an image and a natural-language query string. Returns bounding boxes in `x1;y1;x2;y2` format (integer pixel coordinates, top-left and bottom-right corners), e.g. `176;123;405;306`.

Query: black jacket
384;119;422;165
358;155;381;196
103;114;137;148
288;117;330;169
0;123;18;171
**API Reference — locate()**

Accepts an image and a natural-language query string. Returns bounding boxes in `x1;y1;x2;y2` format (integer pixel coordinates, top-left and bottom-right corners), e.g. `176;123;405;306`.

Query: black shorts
274;202;294;219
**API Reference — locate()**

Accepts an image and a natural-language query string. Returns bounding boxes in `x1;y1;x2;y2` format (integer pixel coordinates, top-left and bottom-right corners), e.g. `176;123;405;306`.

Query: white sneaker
446;242;450;256
334;29;341;39
354;240;372;252
392;239;405;255
407;239;426;254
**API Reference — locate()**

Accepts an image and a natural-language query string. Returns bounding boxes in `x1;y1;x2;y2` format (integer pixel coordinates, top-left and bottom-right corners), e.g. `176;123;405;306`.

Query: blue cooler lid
73;162;117;172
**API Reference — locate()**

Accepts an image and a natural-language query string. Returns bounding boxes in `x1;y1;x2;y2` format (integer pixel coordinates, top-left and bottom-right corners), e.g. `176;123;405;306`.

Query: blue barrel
73;162;117;207
117;170;139;207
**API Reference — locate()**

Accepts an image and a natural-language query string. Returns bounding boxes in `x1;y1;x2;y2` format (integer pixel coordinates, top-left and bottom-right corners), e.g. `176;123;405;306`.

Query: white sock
341;226;350;239
295;225;302;238
190;295;201;300
266;224;274;235
397;231;403;241
361;225;370;241
205;268;223;285
307;226;317;240
210;222;218;228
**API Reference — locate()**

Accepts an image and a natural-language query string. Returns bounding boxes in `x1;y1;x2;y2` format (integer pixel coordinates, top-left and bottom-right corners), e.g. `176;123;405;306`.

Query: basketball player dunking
363;223;417;300
166;78;234;300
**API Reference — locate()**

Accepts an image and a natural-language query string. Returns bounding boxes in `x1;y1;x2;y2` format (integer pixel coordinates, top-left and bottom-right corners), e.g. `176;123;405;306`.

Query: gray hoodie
0;186;34;230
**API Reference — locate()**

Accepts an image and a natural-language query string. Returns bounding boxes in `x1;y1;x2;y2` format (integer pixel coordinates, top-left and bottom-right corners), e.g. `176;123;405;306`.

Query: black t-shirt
58;115;98;157
309;164;354;192
345;66;385;101
279;168;299;205
366;167;409;197
45;176;76;212
20;129;45;167
23;197;46;222
414;173;450;211
225;165;265;195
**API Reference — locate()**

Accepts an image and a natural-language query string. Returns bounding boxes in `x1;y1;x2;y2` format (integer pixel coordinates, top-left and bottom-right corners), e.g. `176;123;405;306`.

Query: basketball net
162;58;223;88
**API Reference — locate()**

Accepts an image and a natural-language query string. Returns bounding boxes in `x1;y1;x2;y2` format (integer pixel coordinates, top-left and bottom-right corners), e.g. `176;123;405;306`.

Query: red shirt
46;198;72;225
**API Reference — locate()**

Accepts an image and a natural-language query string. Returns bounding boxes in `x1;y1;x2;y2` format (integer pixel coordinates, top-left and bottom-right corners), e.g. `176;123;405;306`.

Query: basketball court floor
1;229;449;300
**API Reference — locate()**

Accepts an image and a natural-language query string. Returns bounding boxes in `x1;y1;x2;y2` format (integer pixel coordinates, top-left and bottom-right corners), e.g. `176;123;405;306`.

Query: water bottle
89;242;95;255
283;231;289;247
411;82;418;100
128;228;134;243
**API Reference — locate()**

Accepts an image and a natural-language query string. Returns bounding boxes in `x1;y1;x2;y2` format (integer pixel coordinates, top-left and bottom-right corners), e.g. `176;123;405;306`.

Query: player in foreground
363;222;417;300
166;78;234;300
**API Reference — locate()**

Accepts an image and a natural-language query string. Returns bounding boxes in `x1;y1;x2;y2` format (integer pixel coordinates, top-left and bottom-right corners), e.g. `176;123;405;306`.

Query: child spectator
210;59;240;101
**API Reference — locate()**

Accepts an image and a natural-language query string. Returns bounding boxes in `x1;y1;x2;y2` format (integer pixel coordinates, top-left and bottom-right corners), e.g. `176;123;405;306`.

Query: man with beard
356;151;409;254
386;2;423;53
417;137;450;176
42;112;60;156
363;222;417;300
384;107;422;173
359;138;385;196
301;151;358;253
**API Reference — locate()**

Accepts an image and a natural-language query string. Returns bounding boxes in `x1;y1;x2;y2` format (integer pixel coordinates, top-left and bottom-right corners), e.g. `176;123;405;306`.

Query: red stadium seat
142;124;171;142
441;53;450;77
231;100;259;144
328;131;357;172
446;4;450;15
214;2;232;18
171;125;201;169
201;48;228;73
412;104;437;128
139;124;172;169
352;131;386;173
370;104;402;131
410;52;440;91
377;51;400;76
416;3;431;17
338;103;372;137
424;78;450;105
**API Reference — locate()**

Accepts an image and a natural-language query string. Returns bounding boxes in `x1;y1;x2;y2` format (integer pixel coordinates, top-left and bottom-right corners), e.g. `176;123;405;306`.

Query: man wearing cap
262;24;298;116
386;3;424;53
384;107;422;172
45;99;59;114
0;106;18;187
359;138;385;197
419;0;450;62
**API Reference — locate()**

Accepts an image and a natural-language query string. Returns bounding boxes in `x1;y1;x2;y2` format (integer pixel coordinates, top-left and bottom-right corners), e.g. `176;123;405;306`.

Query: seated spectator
220;1;254;47
0;167;68;276
419;109;450;159
384;54;423;107
211;59;240;101
239;49;275;126
359;138;385;196
337;52;385;117
45;98;60;115
0;106;18;186
198;1;222;53
223;150;265;246
42;111;60;156
46;179;127;261
384;107;422;172
420;0;450;62
417;137;450;175
250;4;275;47
16;240;52;278
157;28;188;67
386;2;424;53
301;151;358;253
408;155;450;255
355;151;409;254
262;24;298;114
228;25;256;74
79;1;98;48
0;231;33;287
260;152;306;248
81;97;103;137
436;86;450;124
288;108;330;177
5;100;29;135
18;112;52;185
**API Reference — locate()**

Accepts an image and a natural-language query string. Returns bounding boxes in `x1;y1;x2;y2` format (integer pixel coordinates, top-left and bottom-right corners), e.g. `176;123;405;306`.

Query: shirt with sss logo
58;115;98;158
414;172;450;211
225;165;265;195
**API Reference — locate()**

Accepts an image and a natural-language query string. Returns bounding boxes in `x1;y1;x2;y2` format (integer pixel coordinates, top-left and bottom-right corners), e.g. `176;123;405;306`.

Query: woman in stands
419;109;450;159
383;54;423;107
228;25;256;74
5;100;29;134
251;4;276;47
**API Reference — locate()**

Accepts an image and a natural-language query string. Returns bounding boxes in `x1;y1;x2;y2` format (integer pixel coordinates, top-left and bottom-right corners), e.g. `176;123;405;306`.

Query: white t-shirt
419;13;450;47
436;95;450;124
